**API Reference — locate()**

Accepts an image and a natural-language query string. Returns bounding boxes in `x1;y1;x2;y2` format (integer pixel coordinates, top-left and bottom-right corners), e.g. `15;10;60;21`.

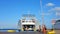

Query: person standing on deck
42;25;47;34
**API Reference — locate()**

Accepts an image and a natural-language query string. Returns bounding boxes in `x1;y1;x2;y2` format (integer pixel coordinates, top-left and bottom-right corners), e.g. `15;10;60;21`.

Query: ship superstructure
18;14;40;31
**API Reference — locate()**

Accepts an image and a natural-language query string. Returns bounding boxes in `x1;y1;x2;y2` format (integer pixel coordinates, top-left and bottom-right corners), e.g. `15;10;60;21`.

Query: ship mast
40;0;44;25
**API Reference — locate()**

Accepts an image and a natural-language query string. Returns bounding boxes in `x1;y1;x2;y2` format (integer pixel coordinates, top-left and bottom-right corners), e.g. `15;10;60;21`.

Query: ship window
29;21;31;22
22;20;25;22
32;21;35;23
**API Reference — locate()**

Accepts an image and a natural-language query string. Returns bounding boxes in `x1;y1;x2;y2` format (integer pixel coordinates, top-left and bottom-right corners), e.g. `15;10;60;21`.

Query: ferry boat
18;14;40;31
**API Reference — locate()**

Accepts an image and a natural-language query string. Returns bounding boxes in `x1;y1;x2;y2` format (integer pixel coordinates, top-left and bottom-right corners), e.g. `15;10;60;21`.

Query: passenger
38;25;41;32
42;25;47;34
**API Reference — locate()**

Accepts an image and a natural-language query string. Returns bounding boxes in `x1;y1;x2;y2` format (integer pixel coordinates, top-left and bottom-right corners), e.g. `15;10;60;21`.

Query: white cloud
55;7;60;11
48;7;60;16
46;3;55;6
56;12;60;16
48;7;60;12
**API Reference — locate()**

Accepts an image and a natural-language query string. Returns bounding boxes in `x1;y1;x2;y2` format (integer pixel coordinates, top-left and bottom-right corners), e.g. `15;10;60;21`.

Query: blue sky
0;0;60;29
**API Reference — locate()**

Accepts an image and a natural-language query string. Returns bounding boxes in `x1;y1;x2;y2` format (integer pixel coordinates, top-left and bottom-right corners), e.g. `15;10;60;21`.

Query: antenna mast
40;0;44;24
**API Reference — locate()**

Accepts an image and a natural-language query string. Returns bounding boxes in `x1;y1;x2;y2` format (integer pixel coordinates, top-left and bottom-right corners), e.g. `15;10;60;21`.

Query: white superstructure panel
21;22;35;25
